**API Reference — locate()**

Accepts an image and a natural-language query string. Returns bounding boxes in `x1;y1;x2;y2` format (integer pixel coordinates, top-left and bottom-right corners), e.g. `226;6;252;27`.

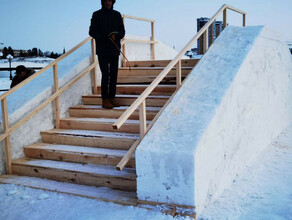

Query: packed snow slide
136;26;292;215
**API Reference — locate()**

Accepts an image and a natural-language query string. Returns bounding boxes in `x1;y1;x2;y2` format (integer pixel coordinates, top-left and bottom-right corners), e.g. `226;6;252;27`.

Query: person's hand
110;34;117;41
108;31;118;41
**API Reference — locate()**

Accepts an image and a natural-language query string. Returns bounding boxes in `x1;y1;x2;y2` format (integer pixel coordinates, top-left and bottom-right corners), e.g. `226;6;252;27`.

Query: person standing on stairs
89;0;125;109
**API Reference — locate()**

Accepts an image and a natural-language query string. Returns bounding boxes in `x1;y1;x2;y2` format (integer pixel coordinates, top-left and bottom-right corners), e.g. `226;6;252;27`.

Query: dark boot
109;98;120;107
102;99;113;109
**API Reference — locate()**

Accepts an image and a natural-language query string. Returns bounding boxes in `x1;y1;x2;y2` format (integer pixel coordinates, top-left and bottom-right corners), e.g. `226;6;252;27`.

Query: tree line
0;46;66;59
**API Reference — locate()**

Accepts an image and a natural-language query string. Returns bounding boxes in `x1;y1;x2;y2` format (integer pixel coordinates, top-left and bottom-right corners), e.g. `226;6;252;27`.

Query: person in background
89;0;125;109
10;65;35;88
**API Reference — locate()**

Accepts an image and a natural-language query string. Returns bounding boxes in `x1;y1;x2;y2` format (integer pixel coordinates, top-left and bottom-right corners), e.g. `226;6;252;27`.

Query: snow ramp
136;26;292;214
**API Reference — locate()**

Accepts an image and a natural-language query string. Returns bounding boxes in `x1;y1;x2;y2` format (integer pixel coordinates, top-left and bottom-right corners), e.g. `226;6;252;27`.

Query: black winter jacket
89;8;125;56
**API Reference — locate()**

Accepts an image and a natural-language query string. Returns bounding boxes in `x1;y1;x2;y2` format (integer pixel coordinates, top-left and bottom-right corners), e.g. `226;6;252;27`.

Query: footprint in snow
21;195;31;200
7;190;17;195
38;193;50;200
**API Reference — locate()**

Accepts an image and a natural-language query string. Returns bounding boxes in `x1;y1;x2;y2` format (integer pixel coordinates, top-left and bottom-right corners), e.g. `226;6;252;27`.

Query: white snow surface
136;25;292;215
199;125;292;220
0;184;189;220
0;125;291;219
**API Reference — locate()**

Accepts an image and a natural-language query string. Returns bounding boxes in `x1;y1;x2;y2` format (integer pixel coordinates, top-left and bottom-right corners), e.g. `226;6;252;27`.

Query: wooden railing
113;4;247;170
122;14;157;66
0;36;98;174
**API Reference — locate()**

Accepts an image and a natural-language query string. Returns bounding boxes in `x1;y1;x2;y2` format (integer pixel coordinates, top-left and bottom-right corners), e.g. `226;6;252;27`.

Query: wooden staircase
5;58;198;206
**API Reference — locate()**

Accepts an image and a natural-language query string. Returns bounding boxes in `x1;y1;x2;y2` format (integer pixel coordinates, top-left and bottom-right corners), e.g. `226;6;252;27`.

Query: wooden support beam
151;22;155;60
53;64;60;129
91;38;97;94
223;8;227;29
1;98;12;174
243;14;246;27
176;60;181;88
139;100;147;138
203;29;209;54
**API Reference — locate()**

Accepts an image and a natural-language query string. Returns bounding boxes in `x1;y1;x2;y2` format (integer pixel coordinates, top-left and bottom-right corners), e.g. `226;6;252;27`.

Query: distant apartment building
197;17;223;54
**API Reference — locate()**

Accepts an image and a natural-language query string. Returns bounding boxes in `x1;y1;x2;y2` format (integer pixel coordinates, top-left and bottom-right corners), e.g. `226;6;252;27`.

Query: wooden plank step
0;175;137;206
97;84;176;95
60;117;148;134
24;143;135;168
12;158;137;191
41;129;139;150
82;94;169;107
127;59;200;67
118;67;191;76
69;105;160;120
117;75;186;84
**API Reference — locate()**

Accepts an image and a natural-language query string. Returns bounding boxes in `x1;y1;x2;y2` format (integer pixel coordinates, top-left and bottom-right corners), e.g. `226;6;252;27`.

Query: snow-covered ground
199;125;292;220
0;184;189;220
0;57;54;68
0;124;291;220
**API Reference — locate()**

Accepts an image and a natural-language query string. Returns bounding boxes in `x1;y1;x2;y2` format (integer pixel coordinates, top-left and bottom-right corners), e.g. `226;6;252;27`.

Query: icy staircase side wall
136;26;292;214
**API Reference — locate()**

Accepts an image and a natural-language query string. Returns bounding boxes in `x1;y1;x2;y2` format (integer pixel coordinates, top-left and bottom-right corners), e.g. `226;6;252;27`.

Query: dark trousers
98;55;119;99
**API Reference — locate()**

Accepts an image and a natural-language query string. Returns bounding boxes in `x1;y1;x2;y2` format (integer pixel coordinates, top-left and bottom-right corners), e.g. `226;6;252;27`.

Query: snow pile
136;25;292;215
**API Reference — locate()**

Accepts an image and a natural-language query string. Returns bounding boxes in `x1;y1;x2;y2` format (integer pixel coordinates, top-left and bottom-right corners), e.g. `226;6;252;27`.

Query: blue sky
0;0;291;53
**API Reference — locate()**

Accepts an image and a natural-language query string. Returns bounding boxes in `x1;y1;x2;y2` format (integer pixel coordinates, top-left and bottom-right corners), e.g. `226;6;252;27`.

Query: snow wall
124;35;183;61
0;37;180;174
136;26;292;215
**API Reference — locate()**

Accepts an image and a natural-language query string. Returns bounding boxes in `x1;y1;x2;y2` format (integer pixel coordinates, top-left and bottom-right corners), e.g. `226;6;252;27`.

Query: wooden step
12;158;137;191
69;105;160;120
97;84;176;96
117;75;186;84
127;59;200;67
0;175;137;206
118;67;192;76
41;129;139;150
24;143;135;168
60;117;147;133
82;94;169;107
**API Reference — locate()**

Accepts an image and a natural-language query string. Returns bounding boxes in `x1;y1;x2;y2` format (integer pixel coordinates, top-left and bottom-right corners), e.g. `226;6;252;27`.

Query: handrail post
203;29;209;54
122;15;127;67
151;21;155;60
176;60;181;88
1;98;12;174
223;8;227;29
243;13;246;27
53;64;60;129
91;38;98;94
139;100;146;138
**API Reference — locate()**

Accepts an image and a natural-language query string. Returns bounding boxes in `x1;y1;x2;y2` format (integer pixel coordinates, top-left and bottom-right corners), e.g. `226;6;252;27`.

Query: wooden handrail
114;4;247;170
122;15;156;64
0;37;92;102
0;36;97;174
0;62;97;143
123;14;155;23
